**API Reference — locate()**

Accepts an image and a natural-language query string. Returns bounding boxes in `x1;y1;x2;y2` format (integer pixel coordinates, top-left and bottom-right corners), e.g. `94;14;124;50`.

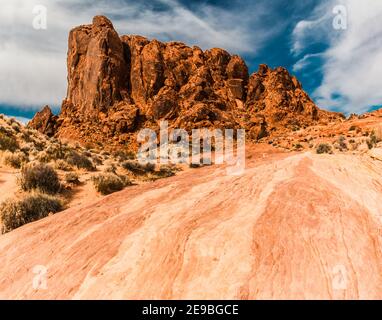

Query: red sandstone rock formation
27;105;58;137
29;15;344;148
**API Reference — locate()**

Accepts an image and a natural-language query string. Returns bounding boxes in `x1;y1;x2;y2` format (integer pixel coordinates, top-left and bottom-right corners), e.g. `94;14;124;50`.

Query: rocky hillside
29;15;343;150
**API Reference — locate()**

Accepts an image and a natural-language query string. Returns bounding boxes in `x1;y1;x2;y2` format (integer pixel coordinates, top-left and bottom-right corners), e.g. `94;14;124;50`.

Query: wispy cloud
292;0;382;114
0;0;281;110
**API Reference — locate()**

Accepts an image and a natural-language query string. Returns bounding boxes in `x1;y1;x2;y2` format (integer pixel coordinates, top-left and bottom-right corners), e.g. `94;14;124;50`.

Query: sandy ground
1;144;382;299
0;167;18;203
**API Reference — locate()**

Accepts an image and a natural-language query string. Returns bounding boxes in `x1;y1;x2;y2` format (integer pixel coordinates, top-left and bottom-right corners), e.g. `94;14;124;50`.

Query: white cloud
292;0;382;114
292;53;323;72
0;0;279;110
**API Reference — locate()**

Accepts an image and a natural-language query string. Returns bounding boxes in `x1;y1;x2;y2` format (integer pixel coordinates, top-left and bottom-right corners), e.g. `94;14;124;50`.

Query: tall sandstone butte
29;16;344;149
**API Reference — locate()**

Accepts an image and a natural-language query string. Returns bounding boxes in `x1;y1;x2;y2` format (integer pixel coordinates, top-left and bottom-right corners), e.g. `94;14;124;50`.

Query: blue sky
1;0;382;120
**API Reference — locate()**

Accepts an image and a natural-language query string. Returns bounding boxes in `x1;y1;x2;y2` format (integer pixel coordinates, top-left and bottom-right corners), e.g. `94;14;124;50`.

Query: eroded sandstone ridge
29;16;343;148
1;145;382;299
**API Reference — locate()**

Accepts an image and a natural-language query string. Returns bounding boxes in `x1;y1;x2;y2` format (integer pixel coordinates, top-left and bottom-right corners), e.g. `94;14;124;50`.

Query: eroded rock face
30;15;344;148
27;105;58;137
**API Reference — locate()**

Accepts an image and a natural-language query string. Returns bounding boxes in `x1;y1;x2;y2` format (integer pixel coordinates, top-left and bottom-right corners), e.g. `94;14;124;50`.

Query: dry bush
316;143;332;154
91;154;103;165
0;133;18;152
3;151;28;168
64;172;80;185
156;164;176;178
11;122;20;133
0;193;62;234
334;136;348;151
122;160;155;175
54;159;73;171
36;151;51;163
19;162;61;194
5;117;16;126
104;164;117;174
113;150;136;162
92;173;129;195
45;142;68;160
66;151;96;171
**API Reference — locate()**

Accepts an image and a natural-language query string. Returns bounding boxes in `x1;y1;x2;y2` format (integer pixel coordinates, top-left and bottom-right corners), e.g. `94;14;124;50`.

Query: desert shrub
19;163;61;194
11;122;20;133
5;117;16;126
335;136;348;151
0;133;18;152
82;150;92;157
157;164;176;178
3;151;28;168
113;150;136;161
92;173;127;195
316;143;332;154
64;172;80;184
45;143;67;160
36;151;51;163
122;160;155;175
367;139;374;149
20;129;33;142
366;130;381;149
104;164;117;173
91;154;103;165
33;139;46;151
54;159;73;171
100;150;110;156
66;151;96;171
0;193;62;233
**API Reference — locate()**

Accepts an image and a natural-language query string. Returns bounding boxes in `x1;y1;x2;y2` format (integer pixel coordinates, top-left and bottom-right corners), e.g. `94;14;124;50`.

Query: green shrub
3;151;28;168
122;160;155;175
19;163;61;194
66;151;96;171
92;173;128;195
0;133;18;152
0;193;62;233
316;143;332;154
